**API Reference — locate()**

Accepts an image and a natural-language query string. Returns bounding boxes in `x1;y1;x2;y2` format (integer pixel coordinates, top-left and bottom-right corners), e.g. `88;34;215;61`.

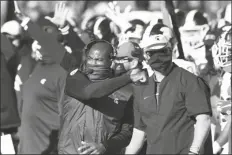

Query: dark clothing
1;53;21;130
18;63;67;154
58;83;133;154
65;71;132;101
23;20;67;64
57;25;135;153
133;63;212;154
15;45;36;118
0;34;20;130
60;25;85;72
1;34;15;61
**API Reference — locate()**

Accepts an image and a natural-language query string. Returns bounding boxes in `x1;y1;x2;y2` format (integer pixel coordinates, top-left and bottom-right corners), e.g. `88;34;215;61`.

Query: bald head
86;41;114;67
88;42;113;59
84;41;114;80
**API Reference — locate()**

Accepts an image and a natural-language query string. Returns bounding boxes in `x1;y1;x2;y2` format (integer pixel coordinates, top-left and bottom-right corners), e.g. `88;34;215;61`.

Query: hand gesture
130;68;148;83
105;1;132;32
45;2;69;28
78;141;106;154
107;1;132;15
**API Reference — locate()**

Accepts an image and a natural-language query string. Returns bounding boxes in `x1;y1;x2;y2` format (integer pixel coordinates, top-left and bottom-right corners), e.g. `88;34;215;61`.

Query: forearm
65;72;132;100
125;128;146;154
60;26;84;71
216;116;231;146
190;114;211;154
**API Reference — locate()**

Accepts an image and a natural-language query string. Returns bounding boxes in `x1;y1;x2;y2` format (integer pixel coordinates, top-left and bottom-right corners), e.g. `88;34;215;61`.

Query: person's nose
89;59;98;65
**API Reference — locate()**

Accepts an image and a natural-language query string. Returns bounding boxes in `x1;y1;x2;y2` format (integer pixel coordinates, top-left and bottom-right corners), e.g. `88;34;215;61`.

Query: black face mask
82;64;113;81
112;62;127;76
147;49;172;75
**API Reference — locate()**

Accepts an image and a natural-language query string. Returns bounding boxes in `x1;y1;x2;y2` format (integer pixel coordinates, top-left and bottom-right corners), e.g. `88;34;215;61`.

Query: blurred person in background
91;16;118;45
118;19;146;45
1;20;36;120
14;4;70;153
1;20;24;78
210;3;231;39
175;9;186;28
179;10;217;80
210;25;231;155
1;31;21;154
1;1;8;26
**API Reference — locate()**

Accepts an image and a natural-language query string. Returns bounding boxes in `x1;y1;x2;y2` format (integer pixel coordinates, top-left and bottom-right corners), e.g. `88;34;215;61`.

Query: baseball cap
140;23;173;52
140;34;171;52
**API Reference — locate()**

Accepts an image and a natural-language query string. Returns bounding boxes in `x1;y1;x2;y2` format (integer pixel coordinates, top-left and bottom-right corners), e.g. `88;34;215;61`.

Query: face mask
83;64;113;81
147;49;172;75
112;62;127;76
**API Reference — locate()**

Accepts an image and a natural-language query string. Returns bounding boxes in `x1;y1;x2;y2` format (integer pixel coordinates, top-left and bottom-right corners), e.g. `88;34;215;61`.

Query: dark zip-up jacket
58;83;133;154
133;64;212;154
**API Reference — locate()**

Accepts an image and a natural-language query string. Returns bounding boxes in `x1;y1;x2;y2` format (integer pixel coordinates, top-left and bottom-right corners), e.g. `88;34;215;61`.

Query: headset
80;40;117;72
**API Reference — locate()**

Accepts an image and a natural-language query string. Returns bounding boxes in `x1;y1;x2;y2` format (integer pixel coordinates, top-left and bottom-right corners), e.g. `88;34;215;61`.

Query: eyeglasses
114;57;134;63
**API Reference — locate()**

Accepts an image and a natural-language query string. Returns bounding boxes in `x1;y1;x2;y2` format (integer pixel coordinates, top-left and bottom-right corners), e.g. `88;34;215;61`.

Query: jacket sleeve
1;34;15;61
21;18;66;64
65;71;132;100
103;97;134;153
59;26;85;72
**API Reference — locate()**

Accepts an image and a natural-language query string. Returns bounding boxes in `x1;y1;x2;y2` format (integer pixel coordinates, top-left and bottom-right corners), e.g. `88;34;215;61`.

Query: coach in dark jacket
58;41;135;154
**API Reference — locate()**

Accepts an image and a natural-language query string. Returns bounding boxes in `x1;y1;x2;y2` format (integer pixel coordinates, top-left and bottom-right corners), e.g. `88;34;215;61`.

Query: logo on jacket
114;98;119;104
112;93;119;104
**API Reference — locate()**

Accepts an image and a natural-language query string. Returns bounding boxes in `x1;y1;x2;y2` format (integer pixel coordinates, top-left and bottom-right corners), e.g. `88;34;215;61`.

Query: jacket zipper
156;82;161;113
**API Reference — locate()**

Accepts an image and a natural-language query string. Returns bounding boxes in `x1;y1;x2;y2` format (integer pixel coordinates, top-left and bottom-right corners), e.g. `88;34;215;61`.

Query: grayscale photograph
0;1;231;154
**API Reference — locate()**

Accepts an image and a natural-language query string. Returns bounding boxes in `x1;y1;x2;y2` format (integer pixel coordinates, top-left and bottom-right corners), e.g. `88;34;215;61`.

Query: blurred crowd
0;0;231;154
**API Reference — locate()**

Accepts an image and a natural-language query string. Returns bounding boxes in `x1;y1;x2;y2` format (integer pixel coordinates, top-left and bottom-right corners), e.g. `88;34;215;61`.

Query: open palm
45;2;69;28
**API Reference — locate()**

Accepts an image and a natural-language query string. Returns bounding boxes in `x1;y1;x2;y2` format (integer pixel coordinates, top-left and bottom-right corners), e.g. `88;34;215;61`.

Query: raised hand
107;1;132;16
105;1;132;33
45;2;69;28
14;0;27;21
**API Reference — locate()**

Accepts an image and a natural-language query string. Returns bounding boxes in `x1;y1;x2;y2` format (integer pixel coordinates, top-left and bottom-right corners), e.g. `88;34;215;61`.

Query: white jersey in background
173;59;198;75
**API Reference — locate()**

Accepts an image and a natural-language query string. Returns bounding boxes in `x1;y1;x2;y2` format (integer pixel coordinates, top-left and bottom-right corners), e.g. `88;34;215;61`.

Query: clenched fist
129;68;148;83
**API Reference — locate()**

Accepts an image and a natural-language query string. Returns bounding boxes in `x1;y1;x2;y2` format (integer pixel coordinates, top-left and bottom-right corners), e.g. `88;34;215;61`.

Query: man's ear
110;61;115;69
130;59;139;69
